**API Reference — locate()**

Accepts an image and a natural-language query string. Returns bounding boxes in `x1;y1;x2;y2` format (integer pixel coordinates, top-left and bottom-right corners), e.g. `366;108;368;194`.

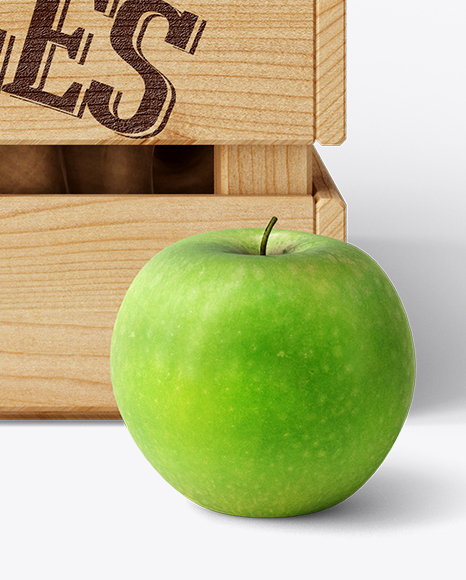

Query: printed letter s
84;0;206;139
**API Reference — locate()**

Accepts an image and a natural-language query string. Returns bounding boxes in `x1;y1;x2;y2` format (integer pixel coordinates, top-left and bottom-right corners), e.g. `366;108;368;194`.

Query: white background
1;1;466;578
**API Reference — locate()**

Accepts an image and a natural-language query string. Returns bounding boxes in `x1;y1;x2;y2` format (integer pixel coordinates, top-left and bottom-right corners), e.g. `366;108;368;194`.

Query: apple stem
260;216;278;256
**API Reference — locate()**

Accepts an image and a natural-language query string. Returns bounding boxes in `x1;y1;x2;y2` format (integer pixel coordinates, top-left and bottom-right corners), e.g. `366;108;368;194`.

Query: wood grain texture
312;146;346;240
316;0;346;145
0;0;317;145
214;145;312;195
0;193;316;419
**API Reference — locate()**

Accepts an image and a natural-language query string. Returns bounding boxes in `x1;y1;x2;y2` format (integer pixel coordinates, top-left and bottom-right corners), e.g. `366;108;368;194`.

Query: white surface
0;420;465;579
2;1;466;578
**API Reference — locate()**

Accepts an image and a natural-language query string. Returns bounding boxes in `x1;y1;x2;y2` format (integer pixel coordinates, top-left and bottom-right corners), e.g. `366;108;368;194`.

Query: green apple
111;219;415;518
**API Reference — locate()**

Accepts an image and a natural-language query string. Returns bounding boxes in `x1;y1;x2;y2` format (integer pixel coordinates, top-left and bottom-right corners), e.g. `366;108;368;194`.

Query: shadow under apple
187;459;464;532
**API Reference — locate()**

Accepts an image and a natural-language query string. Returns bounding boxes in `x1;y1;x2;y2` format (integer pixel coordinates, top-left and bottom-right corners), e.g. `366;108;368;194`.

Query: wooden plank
214;145;312;195
0;193;315;419
312;146;346;241
316;0;346;145
0;0;315;145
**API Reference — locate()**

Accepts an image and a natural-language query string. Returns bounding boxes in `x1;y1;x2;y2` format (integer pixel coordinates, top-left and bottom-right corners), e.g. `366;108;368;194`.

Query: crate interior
0;145;215;195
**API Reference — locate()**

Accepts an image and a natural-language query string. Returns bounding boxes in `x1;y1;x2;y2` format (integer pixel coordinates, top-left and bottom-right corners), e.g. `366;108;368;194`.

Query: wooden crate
0;0;346;419
0;0;345;145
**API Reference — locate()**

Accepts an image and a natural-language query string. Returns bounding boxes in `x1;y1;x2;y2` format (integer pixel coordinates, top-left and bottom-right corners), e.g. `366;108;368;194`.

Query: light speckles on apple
333;345;342;357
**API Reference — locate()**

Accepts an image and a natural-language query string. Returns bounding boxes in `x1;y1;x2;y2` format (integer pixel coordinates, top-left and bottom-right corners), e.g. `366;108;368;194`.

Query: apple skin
111;228;415;518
